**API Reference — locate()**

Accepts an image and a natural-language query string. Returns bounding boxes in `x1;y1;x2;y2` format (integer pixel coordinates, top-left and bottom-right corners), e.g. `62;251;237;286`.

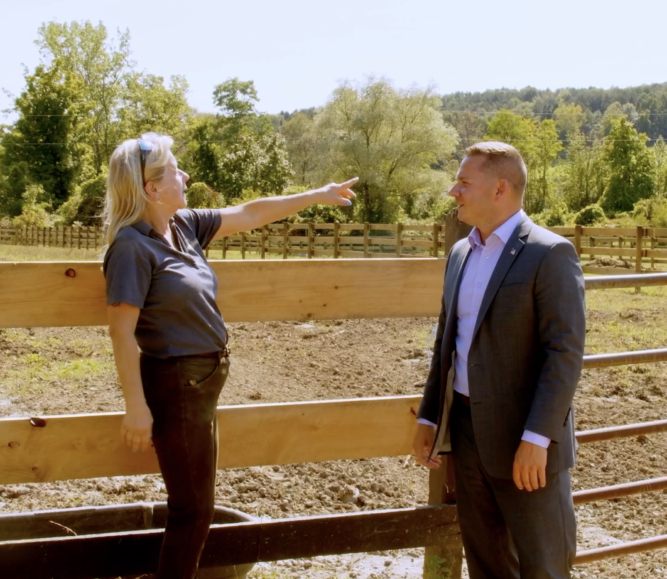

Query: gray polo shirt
103;209;227;358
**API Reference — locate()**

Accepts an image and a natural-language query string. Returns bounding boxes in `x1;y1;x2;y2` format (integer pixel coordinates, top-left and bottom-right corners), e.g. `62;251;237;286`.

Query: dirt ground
1;293;667;578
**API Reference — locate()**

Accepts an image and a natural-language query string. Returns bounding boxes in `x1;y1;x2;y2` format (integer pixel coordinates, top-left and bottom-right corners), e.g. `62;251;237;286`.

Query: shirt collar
131;219;153;237
468;210;524;249
131;217;176;240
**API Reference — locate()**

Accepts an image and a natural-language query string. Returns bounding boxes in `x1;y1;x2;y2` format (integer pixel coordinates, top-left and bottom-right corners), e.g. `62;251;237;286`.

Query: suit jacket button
188;379;196;386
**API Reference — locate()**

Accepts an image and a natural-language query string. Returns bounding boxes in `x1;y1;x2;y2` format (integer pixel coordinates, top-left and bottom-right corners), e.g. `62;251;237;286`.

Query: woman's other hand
312;178;358;207
121;403;154;453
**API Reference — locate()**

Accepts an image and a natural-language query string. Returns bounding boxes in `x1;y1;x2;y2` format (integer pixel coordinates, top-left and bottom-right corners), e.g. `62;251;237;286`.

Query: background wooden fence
2;223;667;273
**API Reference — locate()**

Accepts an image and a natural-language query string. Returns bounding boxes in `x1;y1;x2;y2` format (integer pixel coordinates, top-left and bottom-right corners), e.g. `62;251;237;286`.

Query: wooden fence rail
4;224;667;272
0;260;666;578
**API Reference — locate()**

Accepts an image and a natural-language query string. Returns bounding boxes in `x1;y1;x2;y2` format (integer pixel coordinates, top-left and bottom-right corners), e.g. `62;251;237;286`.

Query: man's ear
495;178;510;198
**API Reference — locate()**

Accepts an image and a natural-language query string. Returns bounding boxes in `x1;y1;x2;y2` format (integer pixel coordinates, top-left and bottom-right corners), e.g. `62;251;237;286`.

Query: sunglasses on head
137;138;153;186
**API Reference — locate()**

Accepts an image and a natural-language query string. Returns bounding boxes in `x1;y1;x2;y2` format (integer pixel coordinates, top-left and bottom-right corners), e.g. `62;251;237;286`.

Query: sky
1;0;666;120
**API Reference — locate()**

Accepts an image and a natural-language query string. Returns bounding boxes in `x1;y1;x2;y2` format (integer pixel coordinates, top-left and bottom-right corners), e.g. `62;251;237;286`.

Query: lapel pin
510;249;516;255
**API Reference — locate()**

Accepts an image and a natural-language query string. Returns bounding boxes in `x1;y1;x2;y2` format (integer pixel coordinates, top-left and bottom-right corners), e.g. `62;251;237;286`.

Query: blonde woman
103;133;356;579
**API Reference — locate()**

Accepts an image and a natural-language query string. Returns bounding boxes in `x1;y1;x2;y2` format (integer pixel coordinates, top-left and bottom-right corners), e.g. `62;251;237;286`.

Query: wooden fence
3;224;667;273
1;263;667;578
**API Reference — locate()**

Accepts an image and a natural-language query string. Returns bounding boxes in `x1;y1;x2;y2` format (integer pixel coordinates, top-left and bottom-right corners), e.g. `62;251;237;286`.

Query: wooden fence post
283;223;289;260
574;225;582;258
333;223;340;259
222;237;227;259
432;224;439;258
636;226;645;273
363;223;370;258
618;236;624;261
423;456;462;579
590;237;595;260
308;223;315;259
651;236;656;269
261;226;267;259
396;223;403;258
240;232;246;260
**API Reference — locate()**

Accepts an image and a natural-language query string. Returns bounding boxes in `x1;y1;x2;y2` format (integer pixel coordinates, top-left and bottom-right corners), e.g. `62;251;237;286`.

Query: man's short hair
465;142;527;196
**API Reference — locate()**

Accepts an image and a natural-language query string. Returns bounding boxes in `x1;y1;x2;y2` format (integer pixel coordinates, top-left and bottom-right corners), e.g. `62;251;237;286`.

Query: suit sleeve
418;256;451;423
524;240;585;442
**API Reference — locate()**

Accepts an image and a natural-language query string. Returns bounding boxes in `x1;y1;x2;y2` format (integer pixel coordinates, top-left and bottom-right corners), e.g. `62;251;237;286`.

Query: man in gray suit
413;142;585;579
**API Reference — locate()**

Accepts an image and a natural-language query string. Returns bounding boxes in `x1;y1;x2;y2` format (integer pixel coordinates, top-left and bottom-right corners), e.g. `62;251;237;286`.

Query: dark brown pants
140;353;229;579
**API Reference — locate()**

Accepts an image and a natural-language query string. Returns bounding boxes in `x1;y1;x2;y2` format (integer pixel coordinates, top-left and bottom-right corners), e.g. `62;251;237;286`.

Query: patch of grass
0;244;103;262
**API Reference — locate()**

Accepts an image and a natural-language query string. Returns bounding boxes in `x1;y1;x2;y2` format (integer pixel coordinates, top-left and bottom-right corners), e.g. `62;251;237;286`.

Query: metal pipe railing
573;476;667;504
583;349;667;369
585;272;667;289
576;419;667;444
575;534;667;565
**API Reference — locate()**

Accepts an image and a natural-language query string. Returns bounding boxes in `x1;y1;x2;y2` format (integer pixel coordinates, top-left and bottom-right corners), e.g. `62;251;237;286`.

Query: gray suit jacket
418;215;586;479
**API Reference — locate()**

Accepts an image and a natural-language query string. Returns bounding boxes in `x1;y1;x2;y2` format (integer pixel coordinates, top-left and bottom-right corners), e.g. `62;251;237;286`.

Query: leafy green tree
1;65;88;211
36;21;132;173
484;111;562;213
281;113;319;186
484;109;537;161
184;78;292;203
313;79;458;223
531;119;563;213
119;73;191;138
601;117;655;213
653;137;667;197
559;132;608;212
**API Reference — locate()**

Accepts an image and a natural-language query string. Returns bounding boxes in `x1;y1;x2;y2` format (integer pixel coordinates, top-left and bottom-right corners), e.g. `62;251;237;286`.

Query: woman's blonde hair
103;132;174;246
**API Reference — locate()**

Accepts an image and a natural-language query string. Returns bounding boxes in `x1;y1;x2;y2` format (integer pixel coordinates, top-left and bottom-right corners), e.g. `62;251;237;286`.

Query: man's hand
513;440;547;491
412;423;442;469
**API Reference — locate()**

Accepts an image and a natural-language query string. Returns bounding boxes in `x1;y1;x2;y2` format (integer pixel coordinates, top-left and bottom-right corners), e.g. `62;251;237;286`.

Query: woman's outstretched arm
212;178;357;239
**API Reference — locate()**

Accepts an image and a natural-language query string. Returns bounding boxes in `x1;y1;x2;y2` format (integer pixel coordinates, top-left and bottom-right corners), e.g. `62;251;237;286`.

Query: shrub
533;201;570;227
632;197;667;228
12;185;54;228
574;204;606;226
186;182;224;209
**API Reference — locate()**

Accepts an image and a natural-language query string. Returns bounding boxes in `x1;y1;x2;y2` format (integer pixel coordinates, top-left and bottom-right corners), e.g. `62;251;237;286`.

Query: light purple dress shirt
420;210;550;449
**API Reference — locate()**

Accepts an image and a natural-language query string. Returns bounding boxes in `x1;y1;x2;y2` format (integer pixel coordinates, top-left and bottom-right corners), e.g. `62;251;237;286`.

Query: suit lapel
472;217;533;340
446;242;472;316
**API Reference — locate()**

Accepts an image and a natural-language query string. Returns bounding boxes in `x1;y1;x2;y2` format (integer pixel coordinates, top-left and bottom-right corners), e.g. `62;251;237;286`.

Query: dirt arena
1;286;666;578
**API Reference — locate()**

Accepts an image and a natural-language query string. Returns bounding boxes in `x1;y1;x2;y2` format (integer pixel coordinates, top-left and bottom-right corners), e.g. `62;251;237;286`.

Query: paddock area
0;259;666;578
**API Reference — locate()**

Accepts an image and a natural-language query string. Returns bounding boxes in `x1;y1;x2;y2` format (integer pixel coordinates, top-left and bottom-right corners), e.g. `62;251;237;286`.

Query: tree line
2;20;667;231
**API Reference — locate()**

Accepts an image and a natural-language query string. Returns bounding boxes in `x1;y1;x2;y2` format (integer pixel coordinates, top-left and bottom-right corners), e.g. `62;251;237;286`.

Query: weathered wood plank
582;227;637;236
579;247;636;258
0;259;445;328
0;396;422;484
0;505;459;579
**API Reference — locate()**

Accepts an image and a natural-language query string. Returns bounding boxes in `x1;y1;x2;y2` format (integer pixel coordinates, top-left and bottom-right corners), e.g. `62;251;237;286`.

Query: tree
559;132;607;212
281;113;319;186
601;117;654;213
531;119;563;213
484;109;537;162
313;79;459;223
653;137;667;197
36;21;133;174
1;65;88;211
119;73;192;139
184;79;292;203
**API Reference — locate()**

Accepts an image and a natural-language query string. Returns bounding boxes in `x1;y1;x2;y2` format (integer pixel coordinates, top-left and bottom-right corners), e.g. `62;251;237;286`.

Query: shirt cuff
522;430;551;448
418;418;437;427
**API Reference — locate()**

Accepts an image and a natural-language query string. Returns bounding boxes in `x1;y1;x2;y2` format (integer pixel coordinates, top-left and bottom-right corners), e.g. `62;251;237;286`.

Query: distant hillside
441;83;667;141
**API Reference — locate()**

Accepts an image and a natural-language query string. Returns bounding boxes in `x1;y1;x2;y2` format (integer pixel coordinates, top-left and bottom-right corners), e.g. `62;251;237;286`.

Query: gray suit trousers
451;397;576;579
